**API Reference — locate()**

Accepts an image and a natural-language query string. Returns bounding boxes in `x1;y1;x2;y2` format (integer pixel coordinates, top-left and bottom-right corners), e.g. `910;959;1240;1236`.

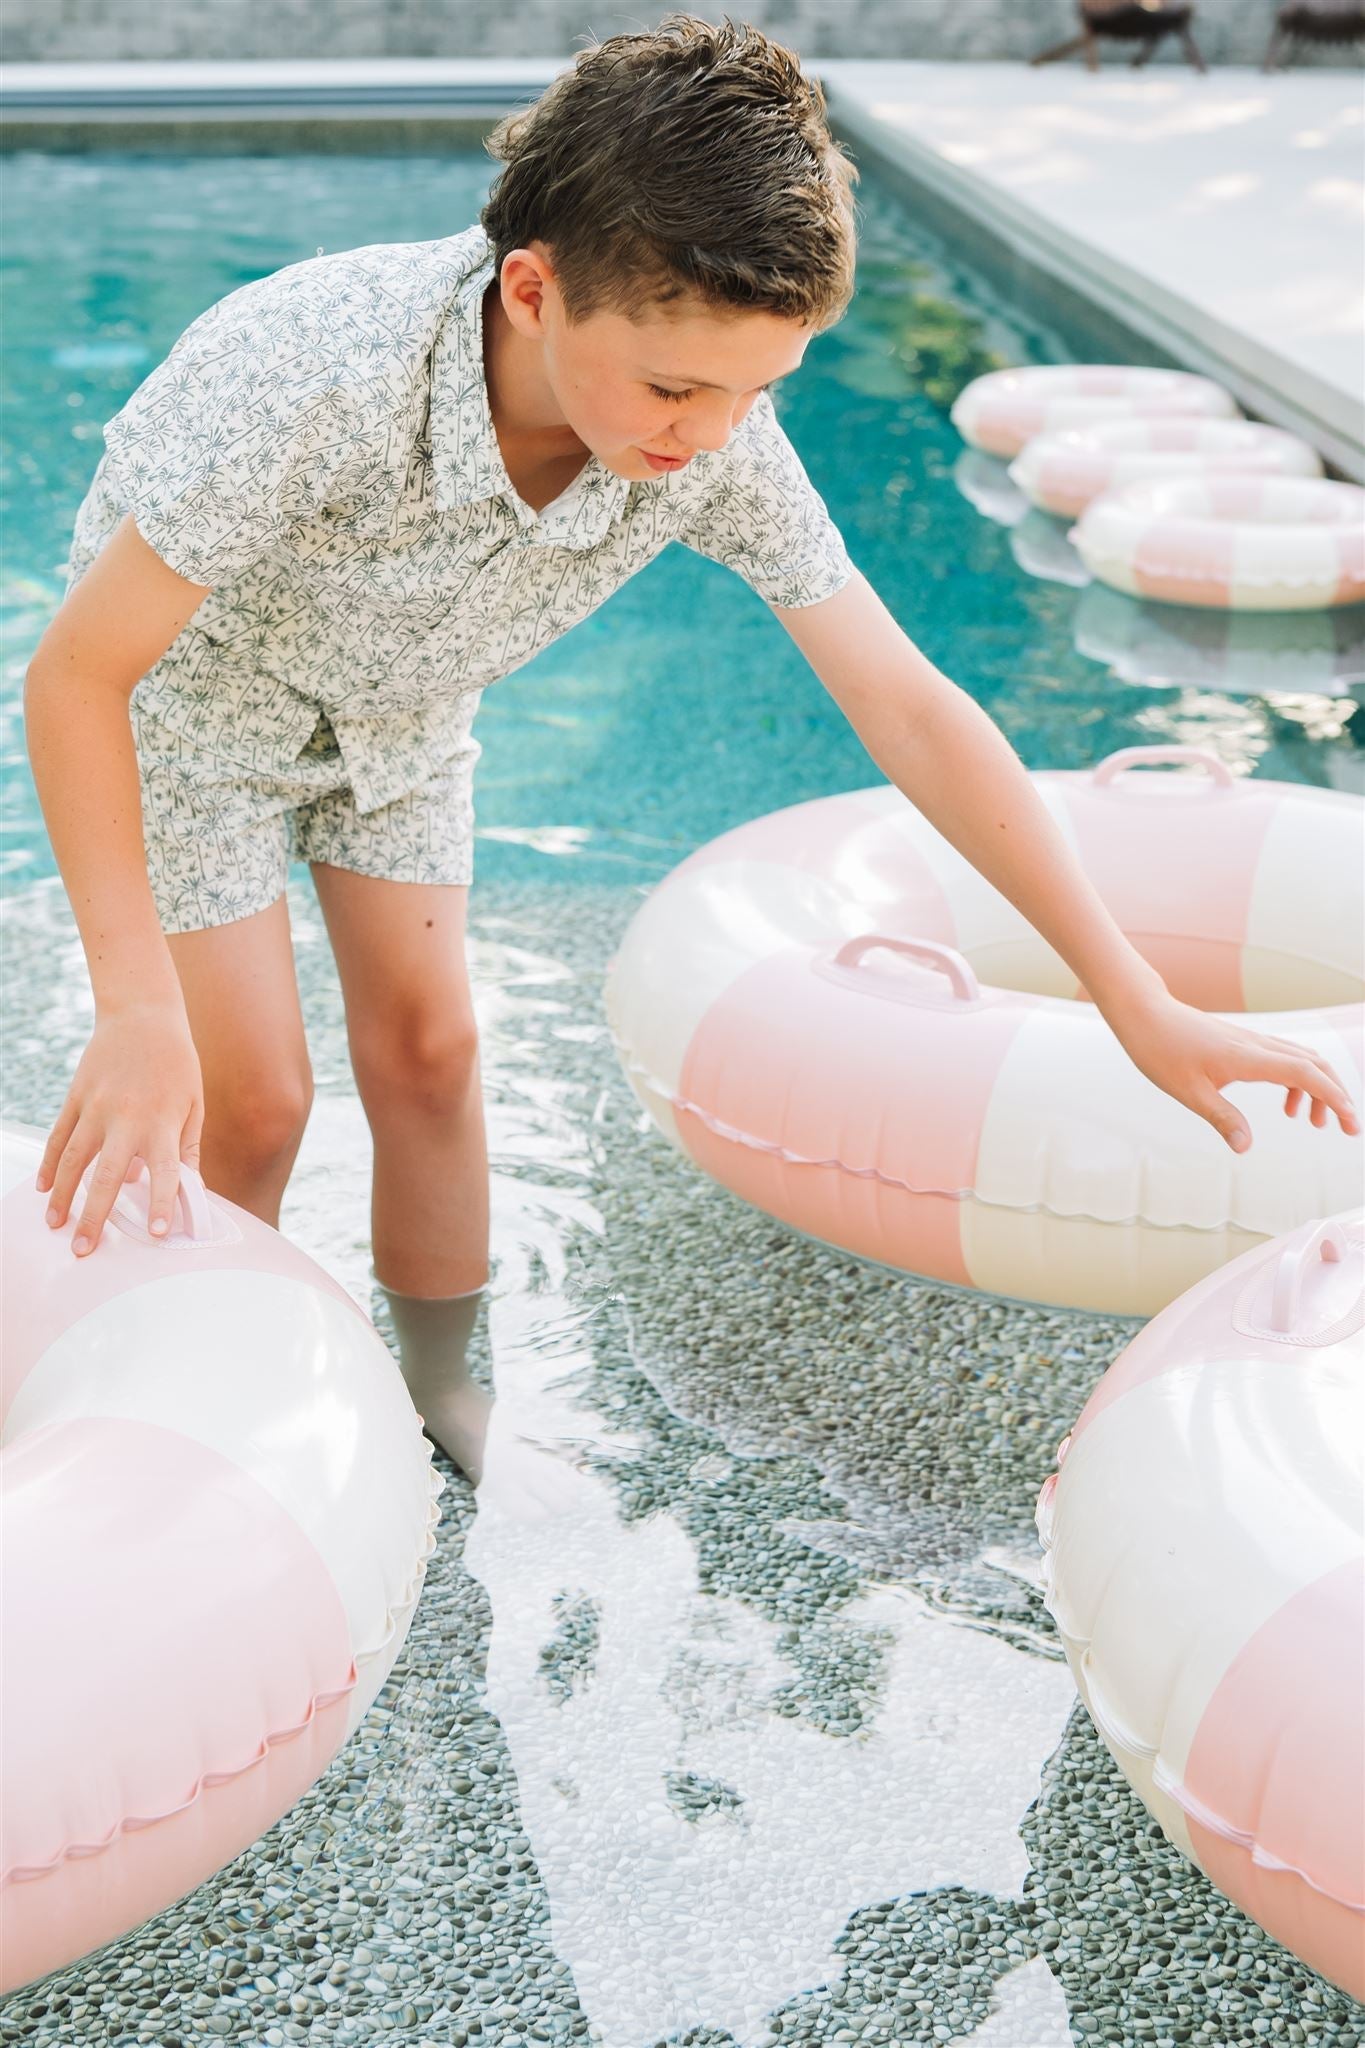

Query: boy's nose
678;398;742;454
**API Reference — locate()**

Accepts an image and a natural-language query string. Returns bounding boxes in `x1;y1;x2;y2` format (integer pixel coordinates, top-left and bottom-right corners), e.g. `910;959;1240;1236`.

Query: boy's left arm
778;572;1360;1155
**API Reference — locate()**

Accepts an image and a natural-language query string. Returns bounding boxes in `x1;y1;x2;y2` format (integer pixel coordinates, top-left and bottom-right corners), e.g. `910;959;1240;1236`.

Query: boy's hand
35;1002;205;1255
1110;991;1361;1153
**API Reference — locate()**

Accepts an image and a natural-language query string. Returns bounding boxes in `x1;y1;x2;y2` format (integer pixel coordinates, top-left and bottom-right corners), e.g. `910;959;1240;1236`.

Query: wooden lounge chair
1032;1;1207;72
1263;3;1365;70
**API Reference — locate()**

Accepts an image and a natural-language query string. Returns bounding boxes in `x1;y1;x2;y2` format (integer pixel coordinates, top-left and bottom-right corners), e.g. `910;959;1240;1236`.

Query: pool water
3;149;1360;895
2;147;1362;2048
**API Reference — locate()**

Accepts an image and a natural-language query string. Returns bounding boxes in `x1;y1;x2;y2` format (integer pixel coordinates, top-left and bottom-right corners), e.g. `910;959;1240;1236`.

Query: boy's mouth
640;450;687;473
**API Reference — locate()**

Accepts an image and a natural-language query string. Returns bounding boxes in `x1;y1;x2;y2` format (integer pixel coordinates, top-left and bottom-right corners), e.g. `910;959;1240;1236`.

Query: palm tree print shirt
65;225;854;816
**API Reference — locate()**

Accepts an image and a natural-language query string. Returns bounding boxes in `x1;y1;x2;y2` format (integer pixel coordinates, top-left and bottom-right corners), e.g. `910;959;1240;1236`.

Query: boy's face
496;246;816;481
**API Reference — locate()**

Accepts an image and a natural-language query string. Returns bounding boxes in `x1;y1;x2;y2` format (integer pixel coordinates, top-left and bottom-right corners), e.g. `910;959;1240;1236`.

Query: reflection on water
953;450;1029;529
1009;510;1091;589
1076;583;1365;699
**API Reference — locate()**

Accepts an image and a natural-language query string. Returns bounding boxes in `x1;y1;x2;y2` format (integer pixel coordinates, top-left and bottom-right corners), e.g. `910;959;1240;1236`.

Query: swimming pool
3;141;1362;2048
3;146;1359;897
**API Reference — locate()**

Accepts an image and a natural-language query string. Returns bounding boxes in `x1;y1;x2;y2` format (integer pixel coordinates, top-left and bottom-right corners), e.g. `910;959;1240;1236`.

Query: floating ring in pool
951;365;1238;459
1011;417;1322;520
1036;1210;1364;1999
604;747;1362;1319
1073;474;1365;612
0;1123;443;1993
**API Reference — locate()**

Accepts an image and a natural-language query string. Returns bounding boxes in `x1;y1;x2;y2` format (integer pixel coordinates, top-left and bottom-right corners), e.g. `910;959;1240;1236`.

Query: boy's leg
307;862;491;1478
165;896;314;1229
307;863;489;1297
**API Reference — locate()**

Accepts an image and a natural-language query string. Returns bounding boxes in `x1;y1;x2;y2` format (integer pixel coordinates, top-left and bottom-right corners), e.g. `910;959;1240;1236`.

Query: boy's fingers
1260;1049;1357;1128
1284;1088;1304;1118
1201;1089;1251;1154
71;1139;137;1256
44;1123;99;1227
146;1150;184;1240
35;1101;79;1198
181;1100;204;1170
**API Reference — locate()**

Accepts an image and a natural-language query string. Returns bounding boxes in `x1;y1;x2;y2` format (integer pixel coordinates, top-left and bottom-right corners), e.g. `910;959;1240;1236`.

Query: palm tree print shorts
131;698;482;935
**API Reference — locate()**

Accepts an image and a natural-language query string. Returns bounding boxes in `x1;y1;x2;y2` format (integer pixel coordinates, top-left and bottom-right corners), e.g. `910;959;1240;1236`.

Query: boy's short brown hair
481;14;858;329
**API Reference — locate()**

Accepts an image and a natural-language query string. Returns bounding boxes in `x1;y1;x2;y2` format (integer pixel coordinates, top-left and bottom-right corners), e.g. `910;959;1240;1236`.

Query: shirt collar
429;232;631;550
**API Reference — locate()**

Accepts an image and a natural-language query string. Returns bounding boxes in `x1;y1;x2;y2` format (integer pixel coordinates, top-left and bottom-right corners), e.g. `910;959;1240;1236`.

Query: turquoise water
3;147;1360;897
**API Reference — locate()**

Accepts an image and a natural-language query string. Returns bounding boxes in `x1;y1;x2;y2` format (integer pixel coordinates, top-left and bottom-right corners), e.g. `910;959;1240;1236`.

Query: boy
26;17;1358;1482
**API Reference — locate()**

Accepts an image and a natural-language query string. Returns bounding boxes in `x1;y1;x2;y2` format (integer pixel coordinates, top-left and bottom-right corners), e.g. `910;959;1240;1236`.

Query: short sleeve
100;272;365;589
679;391;853;610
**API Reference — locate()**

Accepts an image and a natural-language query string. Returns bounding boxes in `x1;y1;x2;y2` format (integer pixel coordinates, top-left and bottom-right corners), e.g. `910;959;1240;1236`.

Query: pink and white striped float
1072;475;1365;611
950;365;1239;460
1036;1211;1364;1999
1010;418;1322;521
0;1122;443;1994
604;747;1363;1319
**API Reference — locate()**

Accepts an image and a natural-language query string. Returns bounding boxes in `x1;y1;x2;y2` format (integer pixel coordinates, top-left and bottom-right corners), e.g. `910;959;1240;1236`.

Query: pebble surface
2;872;1360;2048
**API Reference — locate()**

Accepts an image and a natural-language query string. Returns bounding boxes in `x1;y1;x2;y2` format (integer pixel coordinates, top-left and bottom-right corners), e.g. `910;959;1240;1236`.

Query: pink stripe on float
676;946;1030;1285
1180;1560;1365;2001
0;1176;364;1429
1;1416;355;1993
1051;766;1279;1013
1132;519;1238;608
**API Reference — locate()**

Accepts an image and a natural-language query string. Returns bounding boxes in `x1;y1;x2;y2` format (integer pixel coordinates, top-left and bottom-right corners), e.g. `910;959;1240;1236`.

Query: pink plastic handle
1268;1217;1350;1336
820;934;981;1005
1092;745;1236;789
103;1157;217;1247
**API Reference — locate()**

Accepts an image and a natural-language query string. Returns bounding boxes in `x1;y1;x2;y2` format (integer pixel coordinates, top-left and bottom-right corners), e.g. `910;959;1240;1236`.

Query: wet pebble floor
2;872;1359;2048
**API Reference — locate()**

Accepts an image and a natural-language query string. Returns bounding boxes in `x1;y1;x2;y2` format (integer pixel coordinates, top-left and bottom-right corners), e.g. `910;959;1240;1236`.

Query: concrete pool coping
3;56;1362;477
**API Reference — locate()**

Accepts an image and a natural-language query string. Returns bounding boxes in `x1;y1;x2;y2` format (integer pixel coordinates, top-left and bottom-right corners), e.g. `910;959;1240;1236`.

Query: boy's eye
647;382;774;403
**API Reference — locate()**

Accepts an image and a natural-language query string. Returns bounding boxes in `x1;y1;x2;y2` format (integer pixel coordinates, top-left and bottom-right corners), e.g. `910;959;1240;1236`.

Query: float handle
820;934;981;1005
1092;745;1236;789
105;1157;217;1246
1268;1217;1350;1336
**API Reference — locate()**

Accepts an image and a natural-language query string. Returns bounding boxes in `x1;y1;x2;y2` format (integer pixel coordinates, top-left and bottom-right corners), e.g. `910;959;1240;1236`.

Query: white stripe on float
1044;1352;1361;1796
1244;794;1365;1011
1231;522;1338;611
4;1270;438;1664
972;1000;1361;1233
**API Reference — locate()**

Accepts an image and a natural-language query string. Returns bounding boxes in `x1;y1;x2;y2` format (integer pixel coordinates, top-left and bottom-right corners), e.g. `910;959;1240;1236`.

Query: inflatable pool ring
1011;418;1322;520
604;747;1363;1319
0;1122;443;1994
1072;475;1365;612
1036;1210;1364;1999
951;366;1239;459
1074;584;1365;699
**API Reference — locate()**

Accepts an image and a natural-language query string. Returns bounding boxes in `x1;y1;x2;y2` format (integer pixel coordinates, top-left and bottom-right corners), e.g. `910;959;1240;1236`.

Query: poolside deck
822;62;1365;479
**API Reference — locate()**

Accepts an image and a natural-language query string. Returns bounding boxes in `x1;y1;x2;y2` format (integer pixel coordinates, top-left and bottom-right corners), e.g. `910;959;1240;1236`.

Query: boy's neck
482;282;588;462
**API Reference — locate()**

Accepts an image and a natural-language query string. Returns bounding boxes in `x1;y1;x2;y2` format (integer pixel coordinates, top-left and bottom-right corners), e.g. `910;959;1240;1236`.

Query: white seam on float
1149;1758;1365;1913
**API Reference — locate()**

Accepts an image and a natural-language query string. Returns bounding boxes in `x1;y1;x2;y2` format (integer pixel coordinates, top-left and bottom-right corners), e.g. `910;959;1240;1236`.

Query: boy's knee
218;1070;314;1168
353;1004;480;1114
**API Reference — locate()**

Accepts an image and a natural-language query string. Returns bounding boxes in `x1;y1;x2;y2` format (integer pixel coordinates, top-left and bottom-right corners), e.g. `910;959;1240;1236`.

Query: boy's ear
498;243;561;337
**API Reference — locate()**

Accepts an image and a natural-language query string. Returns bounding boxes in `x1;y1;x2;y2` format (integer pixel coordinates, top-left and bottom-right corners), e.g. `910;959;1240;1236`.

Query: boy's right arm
25;513;215;1256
